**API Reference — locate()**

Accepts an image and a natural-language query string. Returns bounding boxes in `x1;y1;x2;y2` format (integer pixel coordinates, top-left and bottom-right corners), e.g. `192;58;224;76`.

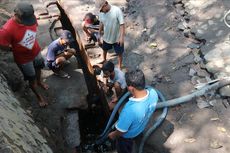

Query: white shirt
109;68;127;89
99;5;124;44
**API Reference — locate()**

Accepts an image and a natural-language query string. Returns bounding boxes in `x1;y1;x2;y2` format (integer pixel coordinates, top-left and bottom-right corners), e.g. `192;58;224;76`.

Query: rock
219;85;230;97
187;43;200;49
65;111;81;148
196;69;210;78
209;100;217;106
142;28;147;33
173;0;182;4
179;10;185;16
189;68;196;76
222;99;229;107
175;3;184;8
183;29;190;37
210;140;223;149
44;127;51;137
196;98;210;109
191;76;200;84
177;22;187;31
193;54;202;63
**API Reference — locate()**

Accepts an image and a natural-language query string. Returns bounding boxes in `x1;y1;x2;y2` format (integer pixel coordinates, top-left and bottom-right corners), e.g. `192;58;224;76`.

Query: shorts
17;52;45;81
91;32;100;42
116;137;134;153
102;41;124;54
46;60;58;71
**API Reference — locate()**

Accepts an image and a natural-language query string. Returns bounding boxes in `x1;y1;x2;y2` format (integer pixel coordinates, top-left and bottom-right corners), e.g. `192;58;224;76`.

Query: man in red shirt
0;2;48;107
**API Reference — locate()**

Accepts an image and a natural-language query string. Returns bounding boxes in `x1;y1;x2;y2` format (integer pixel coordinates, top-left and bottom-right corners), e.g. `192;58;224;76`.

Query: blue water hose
95;91;131;145
138;89;168;153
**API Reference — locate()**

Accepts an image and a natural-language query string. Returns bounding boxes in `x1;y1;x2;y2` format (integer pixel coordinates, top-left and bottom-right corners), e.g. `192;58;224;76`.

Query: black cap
60;30;75;43
14;2;36;26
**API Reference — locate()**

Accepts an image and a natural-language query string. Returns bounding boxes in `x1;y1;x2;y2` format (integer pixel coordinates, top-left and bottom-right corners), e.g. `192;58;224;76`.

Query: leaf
217;127;226;133
149;42;157;48
184;138;196;143
210;118;219;121
210;140;223;149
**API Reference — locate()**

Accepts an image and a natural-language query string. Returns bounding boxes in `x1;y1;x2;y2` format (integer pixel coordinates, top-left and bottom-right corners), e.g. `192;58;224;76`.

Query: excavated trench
52;3;114;153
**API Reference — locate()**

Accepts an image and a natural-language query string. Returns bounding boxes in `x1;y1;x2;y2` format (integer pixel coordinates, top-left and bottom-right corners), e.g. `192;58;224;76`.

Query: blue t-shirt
115;88;158;138
46;38;66;61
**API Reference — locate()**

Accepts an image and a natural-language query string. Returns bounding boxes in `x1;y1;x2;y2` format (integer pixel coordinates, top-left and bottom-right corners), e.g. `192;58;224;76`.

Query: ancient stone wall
0;74;53;153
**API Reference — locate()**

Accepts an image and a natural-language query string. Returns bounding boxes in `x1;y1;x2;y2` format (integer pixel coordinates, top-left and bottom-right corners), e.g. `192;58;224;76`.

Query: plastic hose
95;91;131;145
224;9;230;28
138;89;168;153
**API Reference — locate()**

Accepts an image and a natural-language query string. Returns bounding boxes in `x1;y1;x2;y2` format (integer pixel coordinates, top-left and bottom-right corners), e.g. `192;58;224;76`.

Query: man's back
0;18;40;64
115;87;158;138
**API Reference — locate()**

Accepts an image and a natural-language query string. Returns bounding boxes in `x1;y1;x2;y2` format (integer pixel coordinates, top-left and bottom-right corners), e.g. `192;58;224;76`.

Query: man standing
108;69;158;153
46;30;76;78
0;2;48;107
95;0;125;69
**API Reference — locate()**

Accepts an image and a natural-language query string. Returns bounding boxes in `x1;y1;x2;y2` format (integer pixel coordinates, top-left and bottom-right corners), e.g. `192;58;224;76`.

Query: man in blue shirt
108;69;158;153
46;30;76;78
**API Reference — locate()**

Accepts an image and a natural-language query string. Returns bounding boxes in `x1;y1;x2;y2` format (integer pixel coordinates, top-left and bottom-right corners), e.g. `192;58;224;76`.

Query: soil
0;0;230;153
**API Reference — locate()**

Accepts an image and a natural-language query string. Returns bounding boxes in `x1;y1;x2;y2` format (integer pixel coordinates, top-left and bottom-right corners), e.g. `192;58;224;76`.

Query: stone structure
0;74;53;153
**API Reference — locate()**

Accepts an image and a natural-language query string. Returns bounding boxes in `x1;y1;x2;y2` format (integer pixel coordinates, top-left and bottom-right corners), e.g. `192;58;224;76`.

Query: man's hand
108;130;124;140
118;24;125;46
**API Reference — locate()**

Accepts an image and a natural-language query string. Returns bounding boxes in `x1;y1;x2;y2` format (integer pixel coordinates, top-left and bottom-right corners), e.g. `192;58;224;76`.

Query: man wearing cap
95;0;125;69
0;2;49;107
46;30;76;78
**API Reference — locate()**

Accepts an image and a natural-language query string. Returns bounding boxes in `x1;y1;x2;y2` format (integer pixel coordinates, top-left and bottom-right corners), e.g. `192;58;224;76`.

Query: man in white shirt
95;0;125;69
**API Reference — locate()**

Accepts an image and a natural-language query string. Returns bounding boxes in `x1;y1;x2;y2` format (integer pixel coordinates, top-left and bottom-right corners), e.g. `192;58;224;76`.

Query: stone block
220;85;230;97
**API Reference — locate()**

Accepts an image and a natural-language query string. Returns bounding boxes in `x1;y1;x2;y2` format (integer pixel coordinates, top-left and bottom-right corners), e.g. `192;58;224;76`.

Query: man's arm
108;130;124;140
0;28;12;51
118;24;125;46
98;22;104;44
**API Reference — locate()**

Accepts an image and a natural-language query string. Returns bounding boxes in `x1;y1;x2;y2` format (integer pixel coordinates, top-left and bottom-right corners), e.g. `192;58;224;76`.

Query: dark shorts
102;41;124;54
17;52;45;81
46;60;57;71
116;137;134;153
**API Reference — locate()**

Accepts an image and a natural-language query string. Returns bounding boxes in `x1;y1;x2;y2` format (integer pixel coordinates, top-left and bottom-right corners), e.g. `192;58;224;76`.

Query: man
108;69;158;153
0;2;48;107
82;12;100;43
46;30;76;78
95;0;125;69
101;61;127;110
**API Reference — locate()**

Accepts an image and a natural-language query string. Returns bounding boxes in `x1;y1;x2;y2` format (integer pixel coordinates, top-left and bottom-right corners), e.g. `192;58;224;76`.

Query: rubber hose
95;91;131;145
224;9;230;28
138;89;168;153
